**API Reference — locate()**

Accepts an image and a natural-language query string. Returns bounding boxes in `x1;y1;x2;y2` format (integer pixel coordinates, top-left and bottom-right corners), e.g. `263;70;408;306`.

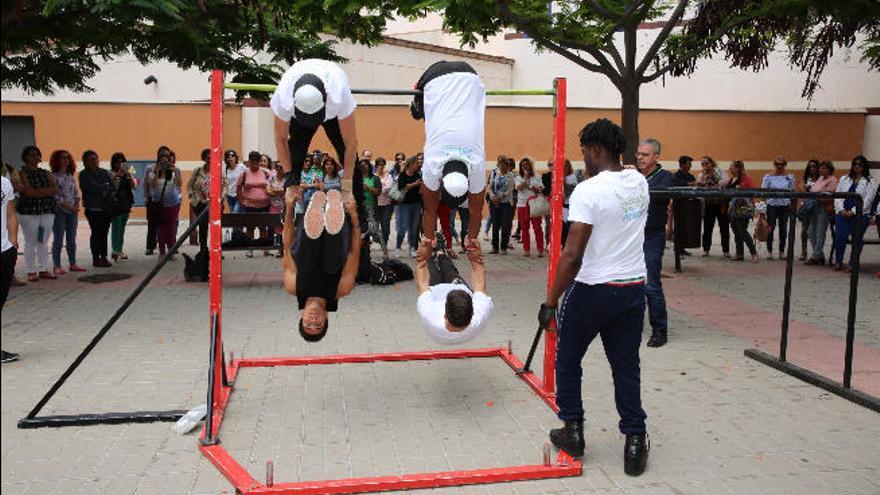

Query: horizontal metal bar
744;349;880;413
498;349;558;413
236;348;504;368
223;83;554;96
651;188;864;203
17;410;187;429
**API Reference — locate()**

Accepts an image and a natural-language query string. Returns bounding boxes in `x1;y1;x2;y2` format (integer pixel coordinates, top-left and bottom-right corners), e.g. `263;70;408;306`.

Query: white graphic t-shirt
270;59;357;123
1;176;14;252
421;73;486;194
567;169;649;285
418;283;493;345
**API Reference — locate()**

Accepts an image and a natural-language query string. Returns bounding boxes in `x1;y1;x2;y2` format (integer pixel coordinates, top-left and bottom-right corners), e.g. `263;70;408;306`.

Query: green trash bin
673;195;702;249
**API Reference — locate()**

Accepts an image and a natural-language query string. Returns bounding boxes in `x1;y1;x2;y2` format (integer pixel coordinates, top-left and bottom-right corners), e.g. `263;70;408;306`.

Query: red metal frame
201;73;576;494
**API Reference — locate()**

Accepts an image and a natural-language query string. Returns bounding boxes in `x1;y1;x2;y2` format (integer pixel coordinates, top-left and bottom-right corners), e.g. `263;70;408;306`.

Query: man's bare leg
421;186;440;244
465;191;485;250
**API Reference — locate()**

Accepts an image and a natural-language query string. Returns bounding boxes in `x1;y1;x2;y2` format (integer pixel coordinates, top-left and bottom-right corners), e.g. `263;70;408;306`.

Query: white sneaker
409;248;417;258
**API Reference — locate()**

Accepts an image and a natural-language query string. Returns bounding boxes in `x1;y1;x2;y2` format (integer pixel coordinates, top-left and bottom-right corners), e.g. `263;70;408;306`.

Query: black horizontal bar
351;88;420;95
17;410;187;429
650;188;864;204
744;349;879;413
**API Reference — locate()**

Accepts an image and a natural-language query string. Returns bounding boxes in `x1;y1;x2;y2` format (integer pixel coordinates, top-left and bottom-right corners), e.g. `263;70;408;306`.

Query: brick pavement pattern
2;221;879;495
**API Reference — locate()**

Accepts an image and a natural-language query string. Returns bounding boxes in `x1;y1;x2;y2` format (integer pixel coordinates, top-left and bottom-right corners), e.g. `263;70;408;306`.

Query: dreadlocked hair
578;118;627;159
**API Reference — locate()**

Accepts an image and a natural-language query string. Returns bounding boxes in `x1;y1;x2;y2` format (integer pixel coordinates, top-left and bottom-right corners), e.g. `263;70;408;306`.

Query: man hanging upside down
415;234;493;344
271;58;361;204
283;185;361;342
411;61;486;250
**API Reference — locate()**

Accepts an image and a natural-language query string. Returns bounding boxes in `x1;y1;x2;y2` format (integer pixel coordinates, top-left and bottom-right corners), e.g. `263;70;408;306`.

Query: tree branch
636;0;689;76
601;39;626;73
558;39;623;85
640;14;753;83
585;0;621;21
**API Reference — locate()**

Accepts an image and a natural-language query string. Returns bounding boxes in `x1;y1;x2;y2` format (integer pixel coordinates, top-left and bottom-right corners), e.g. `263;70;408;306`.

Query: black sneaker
624;432;650;476
1;351;21;363
646;334;667;348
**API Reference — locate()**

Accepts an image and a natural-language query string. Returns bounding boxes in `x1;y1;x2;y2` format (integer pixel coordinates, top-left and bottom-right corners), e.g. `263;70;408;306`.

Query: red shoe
93;258;112;268
27;272;39;282
69;264;87;272
53;266;67;275
38;271;58;280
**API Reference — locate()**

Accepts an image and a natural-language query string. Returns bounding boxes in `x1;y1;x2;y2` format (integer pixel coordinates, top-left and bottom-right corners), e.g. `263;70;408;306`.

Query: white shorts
422;154;486;195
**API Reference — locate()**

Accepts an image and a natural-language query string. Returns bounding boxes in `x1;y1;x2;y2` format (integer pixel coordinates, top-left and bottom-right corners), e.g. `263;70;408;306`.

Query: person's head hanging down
411;61;487;250
282;185;362;342
414;233;493;344
270;59;359;200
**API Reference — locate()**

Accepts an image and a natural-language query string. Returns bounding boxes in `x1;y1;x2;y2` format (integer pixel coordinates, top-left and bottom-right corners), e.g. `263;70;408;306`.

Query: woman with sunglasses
832;155;875;272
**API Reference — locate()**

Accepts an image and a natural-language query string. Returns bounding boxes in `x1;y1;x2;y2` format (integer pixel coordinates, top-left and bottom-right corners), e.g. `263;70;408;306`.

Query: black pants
766;204;790;253
85;210;111;262
731;217;757;257
145;200;158;251
292;215;351;275
428;252;467;287
0;247;16;312
377;204;394;245
288;117;346;186
702;203;730;254
491;202;513;251
192;203;209;251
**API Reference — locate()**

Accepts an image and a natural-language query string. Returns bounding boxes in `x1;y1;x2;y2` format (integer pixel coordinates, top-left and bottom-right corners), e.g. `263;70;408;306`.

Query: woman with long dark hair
726;160;758;262
832;155;875;272
49;150;84;274
805;161;837;265
797;159;820;261
188;149;212;252
697;156;730;258
514;157;544;257
110;152;135;261
395;156;423;257
17;145;58;280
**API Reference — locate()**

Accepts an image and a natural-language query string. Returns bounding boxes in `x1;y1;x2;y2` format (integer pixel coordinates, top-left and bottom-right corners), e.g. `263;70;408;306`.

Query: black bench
221;212;282;252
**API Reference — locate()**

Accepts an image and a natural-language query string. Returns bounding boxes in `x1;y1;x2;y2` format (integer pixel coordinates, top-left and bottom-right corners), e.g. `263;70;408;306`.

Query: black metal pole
843;200;864;389
22;207;210;421
779;207;798;362
516;325;545;375
202;313;219;445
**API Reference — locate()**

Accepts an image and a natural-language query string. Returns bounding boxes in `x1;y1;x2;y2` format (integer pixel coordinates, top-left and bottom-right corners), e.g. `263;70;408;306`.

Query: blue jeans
766;204;790;253
52;210;78;267
833;214;868;266
643;231;667;336
808;209;831;260
555;281;647;434
396;202;421;250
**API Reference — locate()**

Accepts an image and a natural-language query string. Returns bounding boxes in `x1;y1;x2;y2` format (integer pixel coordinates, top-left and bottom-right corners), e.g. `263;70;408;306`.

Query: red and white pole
543;78;566;398
209;70;224;405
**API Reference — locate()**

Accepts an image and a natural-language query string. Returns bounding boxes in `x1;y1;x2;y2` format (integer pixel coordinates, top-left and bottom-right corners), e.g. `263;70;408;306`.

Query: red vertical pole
543;78;566;396
209;70;224;403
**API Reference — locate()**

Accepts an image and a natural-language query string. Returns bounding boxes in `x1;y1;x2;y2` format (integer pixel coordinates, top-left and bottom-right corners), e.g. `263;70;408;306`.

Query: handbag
796;198;817;220
753;215;769;242
528;194;550;218
389;181;405;202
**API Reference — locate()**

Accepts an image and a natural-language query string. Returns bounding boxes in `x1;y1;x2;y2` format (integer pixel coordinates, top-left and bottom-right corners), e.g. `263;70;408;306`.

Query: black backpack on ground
381;258;413;281
183;249;209;282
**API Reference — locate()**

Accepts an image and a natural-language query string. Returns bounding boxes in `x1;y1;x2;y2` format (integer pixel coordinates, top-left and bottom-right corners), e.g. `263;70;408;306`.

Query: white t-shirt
422;72;486;195
1;176;14;252
567;169;649;285
417;283;493;345
224;164;247;198
270;59;357;123
515;175;542;207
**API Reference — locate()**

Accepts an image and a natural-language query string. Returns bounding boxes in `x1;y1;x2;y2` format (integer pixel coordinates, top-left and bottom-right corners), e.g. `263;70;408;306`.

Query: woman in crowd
726;160;758;262
149;148;182;259
832;155;876;272
391;152;405;180
237;151;272;257
798;159;820;261
697;156;730;258
299;154;325;209
188;148;212;252
109;152;135;261
266;156;286;255
761;156;795;259
514;157;544;257
805;161;838;265
322;156;343;192
483;155;506;241
489;157;515;255
17;145;57;281
561;159;580;247
223;149;246;213
395;155;423;258
376;157;395;251
49;150;84;274
361;158;387;258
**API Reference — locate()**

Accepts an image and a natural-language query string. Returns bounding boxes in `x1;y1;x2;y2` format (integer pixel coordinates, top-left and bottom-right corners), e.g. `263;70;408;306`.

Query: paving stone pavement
1;221;879;495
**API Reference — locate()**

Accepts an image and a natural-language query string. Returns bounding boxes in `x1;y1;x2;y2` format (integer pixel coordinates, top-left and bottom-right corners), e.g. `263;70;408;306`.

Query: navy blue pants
643;231;667;337
555;281;647;434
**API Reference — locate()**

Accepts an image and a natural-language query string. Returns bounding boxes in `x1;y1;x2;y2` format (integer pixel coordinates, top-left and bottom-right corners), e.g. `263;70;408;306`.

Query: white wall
864;115;880;162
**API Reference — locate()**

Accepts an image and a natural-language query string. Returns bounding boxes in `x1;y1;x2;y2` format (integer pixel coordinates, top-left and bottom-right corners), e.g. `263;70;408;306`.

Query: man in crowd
410;60;487;250
283;185;361;342
415;234;492;344
79;150;114;267
1;175;20;363
637;138;674;348
539;118;651;475
669;155;696;256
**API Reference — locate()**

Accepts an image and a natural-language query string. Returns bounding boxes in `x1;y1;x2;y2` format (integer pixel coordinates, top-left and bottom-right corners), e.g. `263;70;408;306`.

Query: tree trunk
620;82;640;165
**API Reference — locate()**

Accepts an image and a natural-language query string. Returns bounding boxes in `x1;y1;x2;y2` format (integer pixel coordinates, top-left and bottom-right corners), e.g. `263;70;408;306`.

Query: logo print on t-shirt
614;190;647;221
